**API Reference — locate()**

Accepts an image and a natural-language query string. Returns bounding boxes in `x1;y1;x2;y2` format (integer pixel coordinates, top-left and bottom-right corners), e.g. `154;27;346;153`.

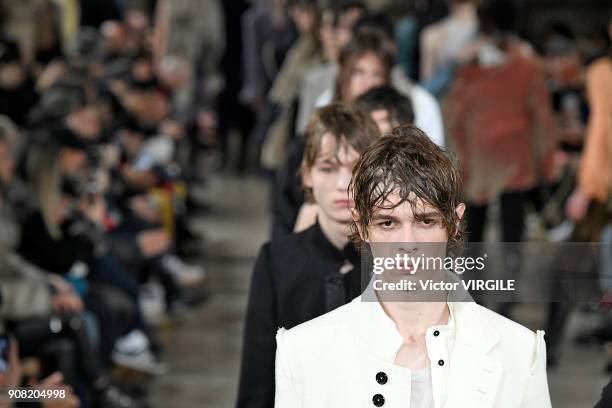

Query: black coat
236;221;363;408
271;139;304;240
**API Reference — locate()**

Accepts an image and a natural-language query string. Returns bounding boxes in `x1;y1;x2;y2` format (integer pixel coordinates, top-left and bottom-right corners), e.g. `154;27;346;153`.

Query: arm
578;62;612;203
237;244;278;407
520;330;552;408
275;328;302;408
420;25;438;82
0;253;52;319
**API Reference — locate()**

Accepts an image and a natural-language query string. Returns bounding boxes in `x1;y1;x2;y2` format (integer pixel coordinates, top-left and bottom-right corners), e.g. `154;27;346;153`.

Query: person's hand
160;119;184;140
29;372;80;408
36;60;67;92
51;292;84;314
79;194;107;226
566;188;591;222
48;275;74;295
129;195;161;223
108;79;128;97
137;229;171;257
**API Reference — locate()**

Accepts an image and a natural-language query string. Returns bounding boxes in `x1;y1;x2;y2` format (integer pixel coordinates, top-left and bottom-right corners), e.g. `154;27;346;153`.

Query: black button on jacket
236;221;363;407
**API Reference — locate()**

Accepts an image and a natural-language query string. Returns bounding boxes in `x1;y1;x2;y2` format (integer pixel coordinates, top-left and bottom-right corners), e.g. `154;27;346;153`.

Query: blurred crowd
0;0;609;407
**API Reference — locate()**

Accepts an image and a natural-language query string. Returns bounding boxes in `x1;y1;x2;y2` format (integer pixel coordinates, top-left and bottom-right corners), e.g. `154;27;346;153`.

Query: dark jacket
236;221;363;408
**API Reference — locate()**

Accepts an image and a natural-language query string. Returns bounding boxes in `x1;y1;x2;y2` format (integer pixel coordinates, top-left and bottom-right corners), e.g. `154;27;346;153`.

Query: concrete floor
150;174;610;408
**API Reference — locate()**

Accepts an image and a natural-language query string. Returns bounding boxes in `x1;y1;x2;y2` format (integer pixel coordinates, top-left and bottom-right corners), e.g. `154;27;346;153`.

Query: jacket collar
354;280;501;362
307;219;359;267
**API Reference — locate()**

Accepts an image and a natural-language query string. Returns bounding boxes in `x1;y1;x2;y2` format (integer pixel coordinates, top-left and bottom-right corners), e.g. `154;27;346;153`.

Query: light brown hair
301;103;380;201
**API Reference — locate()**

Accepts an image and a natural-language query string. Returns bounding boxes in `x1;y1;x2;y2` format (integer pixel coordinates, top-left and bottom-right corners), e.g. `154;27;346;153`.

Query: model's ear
455;203;466;221
351;208;367;242
453;202;466;240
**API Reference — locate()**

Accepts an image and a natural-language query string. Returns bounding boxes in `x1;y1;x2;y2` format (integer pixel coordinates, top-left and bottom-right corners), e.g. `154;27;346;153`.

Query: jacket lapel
445;302;503;408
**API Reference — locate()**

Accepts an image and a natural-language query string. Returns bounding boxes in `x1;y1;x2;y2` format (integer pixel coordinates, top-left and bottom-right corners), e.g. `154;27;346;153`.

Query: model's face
362;190;453;245
303;133;360;224
346;53;386;102
369;109;396;135
357;190;465;287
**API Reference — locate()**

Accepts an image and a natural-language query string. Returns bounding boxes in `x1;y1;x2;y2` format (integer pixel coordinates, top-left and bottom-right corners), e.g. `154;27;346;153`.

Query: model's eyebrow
315;156;359;167
413;211;441;220
315;157;339;165
371;214;400;222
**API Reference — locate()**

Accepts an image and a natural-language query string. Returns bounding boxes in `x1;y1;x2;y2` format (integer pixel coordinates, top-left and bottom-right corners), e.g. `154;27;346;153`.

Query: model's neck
380;299;449;340
317;212;350;250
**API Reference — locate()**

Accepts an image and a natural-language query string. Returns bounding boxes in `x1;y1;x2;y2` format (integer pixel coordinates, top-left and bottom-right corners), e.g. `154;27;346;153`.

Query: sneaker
112;330;168;375
112;347;168;376
97;384;146;408
162;254;206;287
139;283;167;325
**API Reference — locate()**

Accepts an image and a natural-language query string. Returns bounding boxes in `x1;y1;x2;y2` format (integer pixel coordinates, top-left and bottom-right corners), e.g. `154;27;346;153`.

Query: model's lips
333;199;354;208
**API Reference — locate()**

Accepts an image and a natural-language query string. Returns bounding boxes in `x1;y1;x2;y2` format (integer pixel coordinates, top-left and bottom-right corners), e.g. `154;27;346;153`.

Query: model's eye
318;166;335;173
378;220;394;228
417;218;437;228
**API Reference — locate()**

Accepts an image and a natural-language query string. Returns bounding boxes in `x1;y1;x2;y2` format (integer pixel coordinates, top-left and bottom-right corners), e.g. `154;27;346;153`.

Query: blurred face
303;133;360;224
0;141;15;183
132;58;153;82
346;52;387;102
60;148;87;174
370;109;396;135
0;63;25;89
67;106;101;139
290;6;315;34
102;21;127;52
319;12;338;60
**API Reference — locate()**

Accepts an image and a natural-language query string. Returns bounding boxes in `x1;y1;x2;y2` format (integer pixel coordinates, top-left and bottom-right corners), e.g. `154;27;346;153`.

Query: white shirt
313;66;445;148
410;367;434;408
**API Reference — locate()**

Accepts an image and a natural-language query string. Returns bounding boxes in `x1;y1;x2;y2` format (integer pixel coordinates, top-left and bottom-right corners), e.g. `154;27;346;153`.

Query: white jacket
275;293;551;408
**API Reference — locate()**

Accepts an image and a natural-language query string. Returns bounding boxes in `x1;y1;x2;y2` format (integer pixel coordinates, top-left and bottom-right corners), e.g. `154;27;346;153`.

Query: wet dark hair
349;125;465;246
353;85;415;126
301;103;380;201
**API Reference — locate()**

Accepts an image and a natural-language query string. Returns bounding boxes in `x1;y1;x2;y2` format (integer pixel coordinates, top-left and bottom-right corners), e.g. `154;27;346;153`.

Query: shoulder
257;226;318;274
304;63;336;85
276;298;358;351
266;225;315;255
409;84;438;107
472;303;546;369
587;57;612;82
475;303;538;344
